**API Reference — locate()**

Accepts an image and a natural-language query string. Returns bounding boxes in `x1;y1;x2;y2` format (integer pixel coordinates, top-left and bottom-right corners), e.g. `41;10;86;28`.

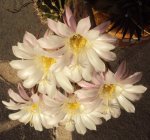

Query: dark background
0;0;150;140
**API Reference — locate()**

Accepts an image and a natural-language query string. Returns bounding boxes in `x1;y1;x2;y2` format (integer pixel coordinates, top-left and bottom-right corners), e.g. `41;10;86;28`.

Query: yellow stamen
102;84;116;98
39;56;56;72
70;34;87;54
30;103;39;113
67;102;80;111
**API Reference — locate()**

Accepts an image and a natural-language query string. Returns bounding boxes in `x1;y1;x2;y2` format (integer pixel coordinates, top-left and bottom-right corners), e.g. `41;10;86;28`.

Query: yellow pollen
30;103;39;113
40;56;56;72
103;84;116;95
70;34;87;54
67;102;80;110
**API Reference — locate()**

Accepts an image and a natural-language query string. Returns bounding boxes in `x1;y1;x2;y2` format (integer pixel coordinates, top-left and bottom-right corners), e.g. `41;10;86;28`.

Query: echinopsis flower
43;91;102;135
10;32;73;97
1;5;148;135
77;61;147;120
2;84;57;131
38;6;117;82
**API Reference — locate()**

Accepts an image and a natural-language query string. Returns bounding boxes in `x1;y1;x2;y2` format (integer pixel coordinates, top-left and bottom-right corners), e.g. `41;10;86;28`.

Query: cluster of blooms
2;7;147;135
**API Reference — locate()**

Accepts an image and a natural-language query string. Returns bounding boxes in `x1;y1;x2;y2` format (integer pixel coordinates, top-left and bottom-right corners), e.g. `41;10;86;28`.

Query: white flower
2;84;56;131
10;32;73;96
43;91;102;135
38;7;116;82
77;61;147;120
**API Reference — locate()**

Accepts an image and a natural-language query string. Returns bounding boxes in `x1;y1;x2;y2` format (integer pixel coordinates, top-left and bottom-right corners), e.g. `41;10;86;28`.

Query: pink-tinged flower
38;7;116;82
10;32;74;96
43;91;102;135
77;61;147;120
2;84;57;131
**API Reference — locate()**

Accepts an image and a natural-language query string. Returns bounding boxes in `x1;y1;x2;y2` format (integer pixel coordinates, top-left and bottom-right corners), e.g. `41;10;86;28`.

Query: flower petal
38;36;64;49
81;115;96;130
114;61;127;80
78;81;96;89
9;110;25;120
74;116;86;135
65;6;76;31
93;47;116;61
55;71;74;93
8;89;27;103
57;21;73;37
47;19;60;35
87;48;105;72
32;114;43;131
76;17;91;34
121;72;142;85
94;21;110;33
125;85;147;94
117;95;135;113
10;60;33;70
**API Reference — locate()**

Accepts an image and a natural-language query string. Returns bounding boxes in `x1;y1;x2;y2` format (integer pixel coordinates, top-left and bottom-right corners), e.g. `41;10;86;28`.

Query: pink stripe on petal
114;61;127;81
8;89;27;103
65;6;76;31
78;81;97;89
94;21;110;33
121;72;142;85
18;84;30;100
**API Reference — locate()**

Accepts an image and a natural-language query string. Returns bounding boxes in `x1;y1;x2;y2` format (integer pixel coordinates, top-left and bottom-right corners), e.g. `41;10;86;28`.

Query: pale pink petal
78;81;97;89
114;61;127;81
94;21;110;33
23;32;37;47
75;89;98;99
38;36;64;49
18;84;30;100
57;21;73;37
65;6;76;31
105;70;116;83
76;17;91;34
8;89;27;103
31;94;40;103
121;72;142;85
47;19;60;35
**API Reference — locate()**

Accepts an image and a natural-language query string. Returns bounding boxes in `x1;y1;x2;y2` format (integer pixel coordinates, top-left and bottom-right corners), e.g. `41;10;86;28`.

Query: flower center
39;56;56;72
102;84;116;96
29;103;39;113
67;102;80;112
70;34;87;54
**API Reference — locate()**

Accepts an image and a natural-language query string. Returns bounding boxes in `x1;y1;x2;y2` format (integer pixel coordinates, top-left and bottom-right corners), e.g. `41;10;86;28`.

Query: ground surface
0;0;150;140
